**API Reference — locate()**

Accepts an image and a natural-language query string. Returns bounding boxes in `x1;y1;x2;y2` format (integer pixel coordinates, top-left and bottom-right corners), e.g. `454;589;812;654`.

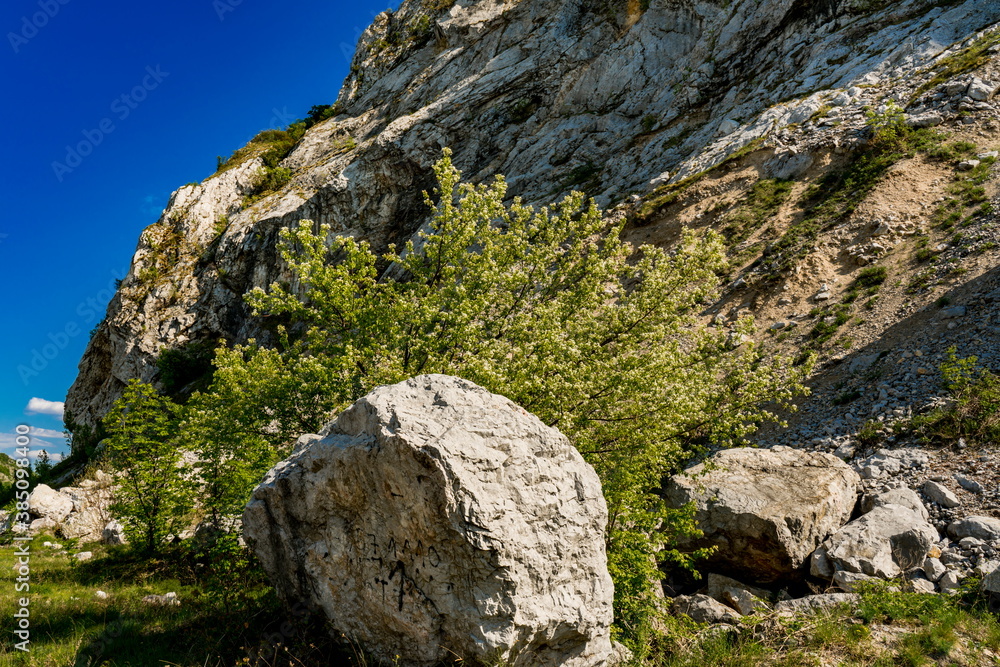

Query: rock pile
14;474;121;544
665;445;1000;625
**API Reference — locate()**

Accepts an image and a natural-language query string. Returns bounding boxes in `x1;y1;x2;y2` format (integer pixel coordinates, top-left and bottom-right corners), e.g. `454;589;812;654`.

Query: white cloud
25;397;65;417
31;427;66;439
0;433;68;461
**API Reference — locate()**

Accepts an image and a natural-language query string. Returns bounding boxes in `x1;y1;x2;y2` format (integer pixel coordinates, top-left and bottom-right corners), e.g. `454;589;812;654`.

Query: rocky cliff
67;0;1000;430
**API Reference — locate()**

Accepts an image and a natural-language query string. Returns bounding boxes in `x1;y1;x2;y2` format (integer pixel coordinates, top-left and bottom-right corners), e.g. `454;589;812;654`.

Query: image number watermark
13;423;33;652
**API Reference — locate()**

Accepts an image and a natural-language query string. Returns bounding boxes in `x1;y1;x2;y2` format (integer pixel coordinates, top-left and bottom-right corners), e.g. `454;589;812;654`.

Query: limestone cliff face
67;0;1000;428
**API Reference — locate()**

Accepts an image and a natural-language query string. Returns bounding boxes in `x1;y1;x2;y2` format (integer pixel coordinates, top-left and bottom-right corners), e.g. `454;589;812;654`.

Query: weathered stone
862;488;928;520
142;592;180;607
954;474;983;494
923;556;947;582
820;505;938;579
908;576;937;594
763;150;814;180
102;520;127;545
923;481;961;508
722;587;771;616
704;573;771;603
672;595;742;624
775;593;858;615
948;516;1000;542
27;484;74;523
905;112;944;128
663;447;860;583
244;375;614;667
967;78;996;101
29;517;58;534
832;570;877;592
939;570;962;593
75;551;93;562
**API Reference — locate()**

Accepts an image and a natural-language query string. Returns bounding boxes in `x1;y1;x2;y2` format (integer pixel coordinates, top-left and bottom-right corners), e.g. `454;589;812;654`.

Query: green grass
0;538;365;667
652;580;1000;666
721;178;794;249
904;349;1000;448
913;30;1000;100
855;266;888;289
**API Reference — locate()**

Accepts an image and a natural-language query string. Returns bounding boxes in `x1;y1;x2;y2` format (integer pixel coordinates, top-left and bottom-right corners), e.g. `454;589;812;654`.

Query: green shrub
854;265;888;288
183;149;809;649
909;347;1000;447
157;340;217;396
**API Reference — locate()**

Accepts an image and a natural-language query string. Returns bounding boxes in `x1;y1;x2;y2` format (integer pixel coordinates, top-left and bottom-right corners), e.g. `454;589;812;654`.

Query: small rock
142;592;180;607
954;474;983;494
74;552;93;562
923;556;947;582
95;590;109;600
673;594;741;624
923;480;961;508
967;78;996;102
941;306;967;319
908;576;937;594
958;160;981;172
814;291;832;302
905;112;944;128
949;516;1000;541
775;593;858;615
939;570;962;593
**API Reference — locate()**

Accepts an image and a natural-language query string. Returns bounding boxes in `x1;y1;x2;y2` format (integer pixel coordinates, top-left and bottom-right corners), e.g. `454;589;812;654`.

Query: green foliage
721;178;794;248
243;166;294;207
913;30;1000;100
102;380;194;554
907;347;1000;447
864;101;907;148
641;114;658;134
854;265;888;288
189;150;809;648
157;340;217;396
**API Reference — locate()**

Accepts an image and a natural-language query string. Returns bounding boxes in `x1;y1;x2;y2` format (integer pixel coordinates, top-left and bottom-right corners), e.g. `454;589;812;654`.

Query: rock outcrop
65;0;1000;430
243;374;614;667
663;446;860;583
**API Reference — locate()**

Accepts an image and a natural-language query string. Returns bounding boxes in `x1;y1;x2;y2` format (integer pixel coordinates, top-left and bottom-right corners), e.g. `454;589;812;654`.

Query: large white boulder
27;484;74;524
663;447;860;583
244;375;615;667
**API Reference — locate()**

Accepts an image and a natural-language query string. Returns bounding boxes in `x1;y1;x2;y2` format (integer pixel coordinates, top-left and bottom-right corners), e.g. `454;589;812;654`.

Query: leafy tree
189;149;810;648
102;379;193;554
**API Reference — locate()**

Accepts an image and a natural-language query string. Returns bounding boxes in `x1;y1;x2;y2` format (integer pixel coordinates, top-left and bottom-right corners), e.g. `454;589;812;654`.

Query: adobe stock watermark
51;65;170;182
213;0;243;21
12;424;34;653
8;0;71;54
18;267;128;385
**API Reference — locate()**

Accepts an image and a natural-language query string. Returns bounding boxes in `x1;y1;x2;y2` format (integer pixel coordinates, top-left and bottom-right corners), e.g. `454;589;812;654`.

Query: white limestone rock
27;484;74;524
816;504;938;579
663;447;860;583
244;375;615;667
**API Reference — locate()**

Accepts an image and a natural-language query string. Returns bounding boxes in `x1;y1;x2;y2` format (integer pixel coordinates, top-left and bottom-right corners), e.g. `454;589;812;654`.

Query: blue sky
0;0;393;462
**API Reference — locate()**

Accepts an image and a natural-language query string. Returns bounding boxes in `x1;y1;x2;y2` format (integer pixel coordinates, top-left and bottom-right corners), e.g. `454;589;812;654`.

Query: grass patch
0;538;370;667
652;580;1000;665
854;265;888;289
905;348;1000;447
913;30;1000;100
721;179;794;248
